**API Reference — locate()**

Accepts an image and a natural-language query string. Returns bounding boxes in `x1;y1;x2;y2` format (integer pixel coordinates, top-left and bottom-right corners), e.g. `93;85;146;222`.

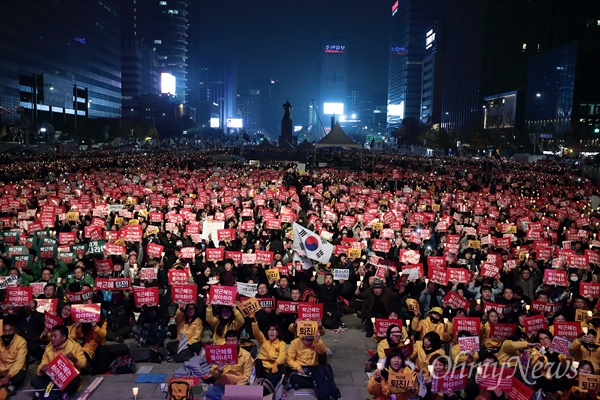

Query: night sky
192;0;392;107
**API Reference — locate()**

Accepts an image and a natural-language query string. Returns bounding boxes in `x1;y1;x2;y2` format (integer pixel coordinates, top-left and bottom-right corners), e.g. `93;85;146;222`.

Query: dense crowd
0;149;599;400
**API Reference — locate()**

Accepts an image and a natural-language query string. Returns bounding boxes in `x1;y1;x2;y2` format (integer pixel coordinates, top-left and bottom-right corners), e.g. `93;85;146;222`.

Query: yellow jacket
480;321;502;350
175;309;203;346
450;344;478;366
366;366;418;397
288;322;326;339
285;337;328;372
409;340;445;378
411;316;452;342
0;334;27;378
72;321;107;358
496;340;528;367
210;347;253;386
376;329;409;360
570;338;600;372
252;321;286;369
206;306;244;345
37;338;87;375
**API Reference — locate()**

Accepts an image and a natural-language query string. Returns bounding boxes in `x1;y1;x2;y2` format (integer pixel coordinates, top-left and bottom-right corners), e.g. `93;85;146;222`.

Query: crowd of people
0;148;599;400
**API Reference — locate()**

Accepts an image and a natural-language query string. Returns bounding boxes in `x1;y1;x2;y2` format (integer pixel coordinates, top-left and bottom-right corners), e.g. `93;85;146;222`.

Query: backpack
300;288;318;304
167;379;193;400
254;378;275;397
109;354;136;374
310;364;341;400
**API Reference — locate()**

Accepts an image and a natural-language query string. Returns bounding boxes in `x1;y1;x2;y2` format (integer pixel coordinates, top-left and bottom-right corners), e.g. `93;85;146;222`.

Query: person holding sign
561;360;599;400
250;314;287;388
376;324;408;361
285;331;328;374
411;307;452;343
480;310;503;352
206;302;245;345
205;330;254;400
166;303;203;362
409;331;445;378
367;347;419;400
0;318;28;392
570;329;600;372
32;325;86;396
532;329;573;393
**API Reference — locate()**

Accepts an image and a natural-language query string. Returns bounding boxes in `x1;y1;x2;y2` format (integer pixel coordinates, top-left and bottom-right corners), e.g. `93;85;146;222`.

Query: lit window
522;43;526;50
159;1;167;5
154;40;162;44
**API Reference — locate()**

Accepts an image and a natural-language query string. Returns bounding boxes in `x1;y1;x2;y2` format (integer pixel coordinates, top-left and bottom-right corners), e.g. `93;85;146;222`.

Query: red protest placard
554;321;582;340
479;366;514;391
65;290;94;303
30;282;47;297
37;298;58;314
5;286;33;306
133;287;159;307
530;301;563;314
452;317;481;336
427;256;445;269
447;268;471;284
204;344;238;365
432;372;468;393
71;303;101;322
508;376;534;400
428;266;449;286
205;248;225;262
543;269;568;286
172;284;198;304
549;336;571;354
257;298;276;311
523;315;547;335
255;250;274;265
47;354;79;390
168;269;190;285
483;302;513;315
374;319;404;338
372;239;391;253
225;251;243;264
458;336;480;353
139;267;158;280
209;285;237;306
298;303;323;320
93;259;113;274
581;282;600;298
489;323;517;339
146;242;164;259
58;232;77;245
84;225;103;240
444;291;470;311
179;247;196;260
94;277;132;291
276;301;299;314
44;311;62;331
217;228;236;241
480;263;500;278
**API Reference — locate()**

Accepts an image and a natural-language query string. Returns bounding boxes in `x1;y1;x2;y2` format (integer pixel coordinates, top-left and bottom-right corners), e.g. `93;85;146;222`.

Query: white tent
315;123;362;149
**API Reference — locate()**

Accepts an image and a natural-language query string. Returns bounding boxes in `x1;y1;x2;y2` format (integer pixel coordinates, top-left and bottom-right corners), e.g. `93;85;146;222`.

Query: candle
572;361;580;370
371;317;376;325
132;387;139;398
443;318;449;324
404;339;411;345
360;275;364;282
356;281;361;289
376;362;384;371
476;299;481;305
477;367;483;375
427;365;434;374
588;311;593;317
583;327;589;334
525;304;530;311
313;271;317;277
425;278;429;285
406;319;411;327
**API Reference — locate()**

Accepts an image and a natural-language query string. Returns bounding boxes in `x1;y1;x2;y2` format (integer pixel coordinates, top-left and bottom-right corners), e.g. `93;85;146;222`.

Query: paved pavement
12;314;373;400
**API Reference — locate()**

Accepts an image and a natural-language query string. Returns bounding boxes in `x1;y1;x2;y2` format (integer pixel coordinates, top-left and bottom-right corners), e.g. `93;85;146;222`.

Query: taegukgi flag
292;223;333;264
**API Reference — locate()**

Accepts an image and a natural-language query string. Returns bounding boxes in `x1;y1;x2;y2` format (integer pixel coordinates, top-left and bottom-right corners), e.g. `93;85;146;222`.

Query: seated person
285;331;328;374
367;347;419;400
205;330;254;400
166;303;203;362
0;317;28;392
31;325;87;397
251;314;287;388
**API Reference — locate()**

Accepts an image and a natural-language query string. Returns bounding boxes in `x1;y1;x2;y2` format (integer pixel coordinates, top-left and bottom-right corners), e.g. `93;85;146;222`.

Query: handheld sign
296;321;319;337
204;344;238;366
47;354;79;390
71;303;101;322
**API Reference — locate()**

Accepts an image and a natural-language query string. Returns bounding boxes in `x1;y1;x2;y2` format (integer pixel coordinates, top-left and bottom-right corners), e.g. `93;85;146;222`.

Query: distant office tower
420;21;444;125
253;79;281;136
121;40;160;119
237;89;262;129
121;0;189;103
191;57;237;131
387;0;446;128
320;39;348;116
0;0;121;124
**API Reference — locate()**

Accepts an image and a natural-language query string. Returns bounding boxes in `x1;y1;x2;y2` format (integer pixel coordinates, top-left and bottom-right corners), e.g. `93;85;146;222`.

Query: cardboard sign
530;301;563;314
94;278;132;291
217;228;236;241
452;317;481;336
432;372;468;392
296;320;319;336
209;285;237;306
406;298;420;315
30;281;47;297
479;366;514;391
374;318;404;338
5;286;33;306
168;269;190;285
553;321;582;340
372;239;391;253
388;370;416;394
458;336;480;353
575;309;590;323
47;353;79;390
139;268;158;281
543;269;568;286
37;298;58;314
482;302;513;315
205;248;225;262
264;268;281;282
236;282;257;298
257;298;275;311
255;250;274;265
44;311;62;331
579;373;600;392
238;297;261;317
298;303;323;320
0;275;18;289
179;247;196;260
65;290;94;303
333;268;350;280
428;266;449;286
581;282;600;298
71;303;101;322
508;376;534;400
146;242;164;259
133;287;159;307
171;284;198;305
205;344;238;366
489;323;517;340
443;291;470;311
523;314;547;335
549;336;571;354
348;248;361;258
276;301;299;314
447;268;470;284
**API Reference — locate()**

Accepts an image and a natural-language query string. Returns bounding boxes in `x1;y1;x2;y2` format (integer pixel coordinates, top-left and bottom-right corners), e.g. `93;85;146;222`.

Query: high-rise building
387;0;447;128
191;57;237;132
320;39;348;117
253;79;281;137
121;0;189;103
121;40;160;120
237;89;262;129
420;21;444;126
0;0;121;131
